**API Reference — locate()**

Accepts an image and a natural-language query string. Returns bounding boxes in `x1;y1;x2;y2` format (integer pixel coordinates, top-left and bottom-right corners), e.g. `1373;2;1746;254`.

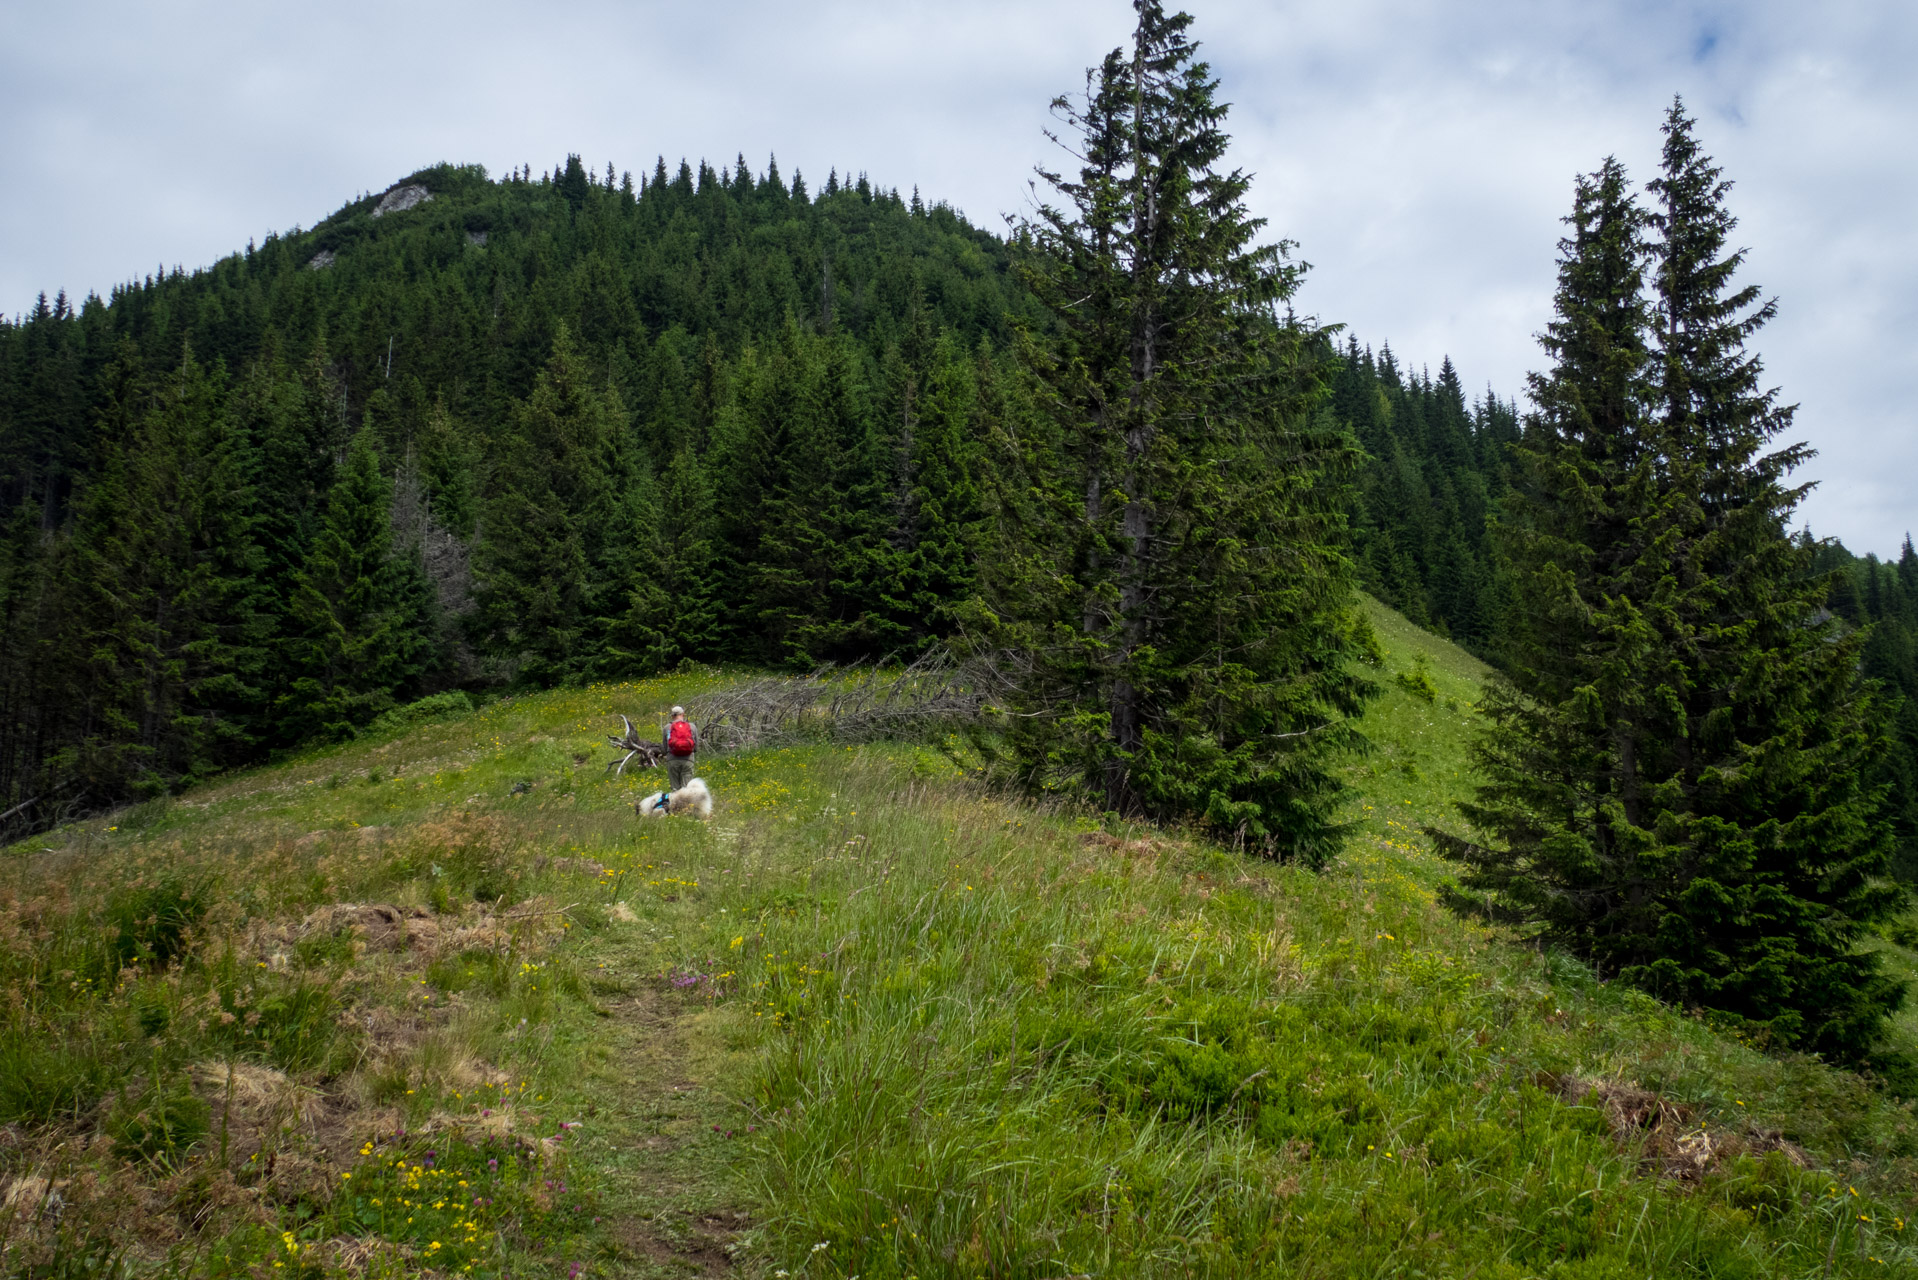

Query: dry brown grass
1546;1072;1814;1180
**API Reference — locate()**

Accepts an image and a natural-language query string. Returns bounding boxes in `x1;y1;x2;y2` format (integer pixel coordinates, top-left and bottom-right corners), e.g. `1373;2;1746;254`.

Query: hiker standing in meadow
662;706;698;795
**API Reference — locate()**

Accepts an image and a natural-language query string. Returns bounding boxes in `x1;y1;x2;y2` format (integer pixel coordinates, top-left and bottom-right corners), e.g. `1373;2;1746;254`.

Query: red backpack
667;719;696;757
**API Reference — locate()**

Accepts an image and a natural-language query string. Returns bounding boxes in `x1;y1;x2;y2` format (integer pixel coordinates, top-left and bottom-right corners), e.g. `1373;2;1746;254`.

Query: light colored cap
671;705;685;715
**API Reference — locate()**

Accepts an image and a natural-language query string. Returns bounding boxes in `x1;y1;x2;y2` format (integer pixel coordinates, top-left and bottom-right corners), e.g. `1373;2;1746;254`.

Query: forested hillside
1820;537;1918;881
1333;339;1519;649
4;153;1908;867
0;156;1035;827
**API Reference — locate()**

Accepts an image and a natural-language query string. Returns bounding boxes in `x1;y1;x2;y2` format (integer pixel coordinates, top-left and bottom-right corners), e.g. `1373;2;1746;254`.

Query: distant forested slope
1331;339;1519;650
2;156;1027;520
0;156;1033;825
1818;537;1918;881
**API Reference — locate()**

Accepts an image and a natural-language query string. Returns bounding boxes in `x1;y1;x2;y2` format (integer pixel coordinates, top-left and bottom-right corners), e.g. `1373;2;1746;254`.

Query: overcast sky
3;0;1912;552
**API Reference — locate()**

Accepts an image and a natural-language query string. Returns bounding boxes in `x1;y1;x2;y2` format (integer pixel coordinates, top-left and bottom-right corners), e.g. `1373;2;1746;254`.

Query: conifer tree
1435;158;1677;950
985;0;1369;857
69;344;269;792
650;445;721;659
557;154;591;211
414;397;479;539
231;337;344;738
472;326;623;684
898;334;985;639
281;429;421;739
1440;128;1903;1061
609;445;720;672
1643;102;1902;1056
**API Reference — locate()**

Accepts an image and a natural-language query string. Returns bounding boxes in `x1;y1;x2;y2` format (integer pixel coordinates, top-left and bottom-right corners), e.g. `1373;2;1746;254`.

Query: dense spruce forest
0;155;1040;825
0;143;1502;835
3;150;1913;872
1822;536;1918;881
1334;339;1519;649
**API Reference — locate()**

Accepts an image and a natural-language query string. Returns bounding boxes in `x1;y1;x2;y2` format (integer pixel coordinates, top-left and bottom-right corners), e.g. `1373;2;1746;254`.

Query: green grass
4;614;1918;1276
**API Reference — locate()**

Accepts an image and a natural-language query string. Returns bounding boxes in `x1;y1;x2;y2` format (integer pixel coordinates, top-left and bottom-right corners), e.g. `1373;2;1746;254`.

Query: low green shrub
368;691;475;734
426;949;511;998
1882;915;1918;950
104;876;211;970
1394;654;1439;702
109;1070;209;1163
0;1023;124;1125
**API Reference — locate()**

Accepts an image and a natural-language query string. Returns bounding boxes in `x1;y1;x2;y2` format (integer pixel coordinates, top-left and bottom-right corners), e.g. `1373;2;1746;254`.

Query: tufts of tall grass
628;754;1918;1278
7;661;1917;1276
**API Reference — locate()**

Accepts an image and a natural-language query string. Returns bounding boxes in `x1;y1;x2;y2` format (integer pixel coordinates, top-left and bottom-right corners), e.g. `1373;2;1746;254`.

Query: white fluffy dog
635;777;713;819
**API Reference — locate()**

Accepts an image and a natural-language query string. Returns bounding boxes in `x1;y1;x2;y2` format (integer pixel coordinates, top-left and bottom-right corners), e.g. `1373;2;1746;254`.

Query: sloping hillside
3;603;1916;1277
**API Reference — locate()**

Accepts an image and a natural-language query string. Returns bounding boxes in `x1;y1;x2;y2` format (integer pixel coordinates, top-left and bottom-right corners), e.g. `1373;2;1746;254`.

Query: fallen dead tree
689;651;1000;752
605;715;668;774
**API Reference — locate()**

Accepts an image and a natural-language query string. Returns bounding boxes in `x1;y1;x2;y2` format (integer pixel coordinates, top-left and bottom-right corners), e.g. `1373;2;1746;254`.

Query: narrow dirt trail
567;923;753;1277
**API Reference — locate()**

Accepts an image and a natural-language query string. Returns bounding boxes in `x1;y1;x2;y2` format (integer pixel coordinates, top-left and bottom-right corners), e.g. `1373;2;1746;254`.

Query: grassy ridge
4;604;1917;1276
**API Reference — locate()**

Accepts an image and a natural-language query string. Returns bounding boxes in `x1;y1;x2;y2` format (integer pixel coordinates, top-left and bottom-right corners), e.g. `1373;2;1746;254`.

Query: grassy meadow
4;599;1918;1277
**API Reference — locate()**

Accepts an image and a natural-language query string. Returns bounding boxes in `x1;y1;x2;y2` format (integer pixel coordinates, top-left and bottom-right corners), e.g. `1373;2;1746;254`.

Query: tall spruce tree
1643;102;1902;1056
282;429;423;739
1434;158;1679;963
1439;129;1902;1061
472;326;625;684
899;334;986;640
984;0;1369;858
616;444;720;670
69;344;269;793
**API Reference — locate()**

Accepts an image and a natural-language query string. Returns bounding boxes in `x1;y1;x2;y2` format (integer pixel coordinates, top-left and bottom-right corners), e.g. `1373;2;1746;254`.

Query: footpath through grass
5;605;1918;1276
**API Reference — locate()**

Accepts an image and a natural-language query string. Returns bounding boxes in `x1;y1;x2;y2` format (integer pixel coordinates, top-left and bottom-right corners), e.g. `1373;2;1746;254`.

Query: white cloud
2;0;1911;549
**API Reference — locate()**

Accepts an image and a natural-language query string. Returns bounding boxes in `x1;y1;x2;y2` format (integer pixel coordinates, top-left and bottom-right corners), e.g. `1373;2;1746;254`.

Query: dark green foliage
984;0;1371;859
0;499;73;834
282;429;425;738
66;344;270;796
473;326;629;684
894;332;989;640
611;442;720;672
725;325;910;665
556;152;591;211
0;153;1024;822
1334;342;1517;647
367;689;475;734
1436;111;1903;1062
1821;536;1918;881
